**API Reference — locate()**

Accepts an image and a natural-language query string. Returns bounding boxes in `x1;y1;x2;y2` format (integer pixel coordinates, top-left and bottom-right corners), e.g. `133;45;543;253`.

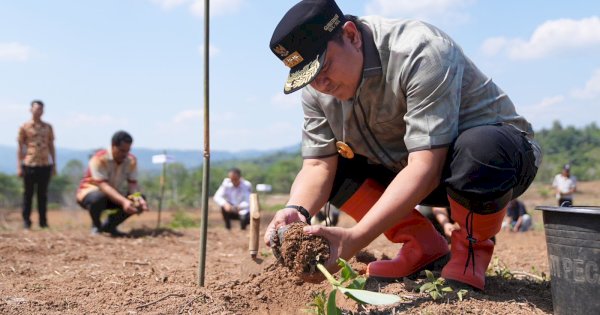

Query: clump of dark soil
277;222;330;275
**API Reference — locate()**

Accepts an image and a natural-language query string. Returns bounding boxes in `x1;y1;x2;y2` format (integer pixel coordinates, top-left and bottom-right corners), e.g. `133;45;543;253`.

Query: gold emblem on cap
274;44;289;57
336;141;354;159
283;51;304;68
284;57;320;92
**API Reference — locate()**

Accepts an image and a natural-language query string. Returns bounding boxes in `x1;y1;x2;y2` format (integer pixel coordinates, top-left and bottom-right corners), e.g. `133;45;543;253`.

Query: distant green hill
0;144;301;174
534;122;600;182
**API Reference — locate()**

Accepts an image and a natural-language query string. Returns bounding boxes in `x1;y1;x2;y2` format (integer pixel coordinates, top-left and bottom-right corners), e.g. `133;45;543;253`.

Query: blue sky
1;0;599;152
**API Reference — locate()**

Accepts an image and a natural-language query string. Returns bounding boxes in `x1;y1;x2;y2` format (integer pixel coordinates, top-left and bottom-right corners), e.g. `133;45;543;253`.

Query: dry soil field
1;181;599;314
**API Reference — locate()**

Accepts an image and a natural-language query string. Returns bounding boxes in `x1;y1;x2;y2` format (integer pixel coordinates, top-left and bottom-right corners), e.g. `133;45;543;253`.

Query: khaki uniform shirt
301;17;541;173
18;120;55;167
76;147;138;202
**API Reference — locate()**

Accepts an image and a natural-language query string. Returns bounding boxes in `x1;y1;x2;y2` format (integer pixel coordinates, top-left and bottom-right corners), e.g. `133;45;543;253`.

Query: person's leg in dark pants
440;124;538;290
102;209;133;236
22;166;35;229
36;166;52;228
240;212;250;230
81;191;115;230
221;207;241;230
81;190;131;236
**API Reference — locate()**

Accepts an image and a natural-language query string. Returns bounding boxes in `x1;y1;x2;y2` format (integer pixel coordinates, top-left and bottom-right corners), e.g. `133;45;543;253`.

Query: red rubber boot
365;209;450;279
441;196;507;290
338;179;450;279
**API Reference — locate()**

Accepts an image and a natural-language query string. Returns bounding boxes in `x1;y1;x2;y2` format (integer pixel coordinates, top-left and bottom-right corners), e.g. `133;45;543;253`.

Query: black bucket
536;206;600;315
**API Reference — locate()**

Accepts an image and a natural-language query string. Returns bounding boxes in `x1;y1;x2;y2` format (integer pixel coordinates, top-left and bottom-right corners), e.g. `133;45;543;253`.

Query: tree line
1;121;599;209
0;152;303;210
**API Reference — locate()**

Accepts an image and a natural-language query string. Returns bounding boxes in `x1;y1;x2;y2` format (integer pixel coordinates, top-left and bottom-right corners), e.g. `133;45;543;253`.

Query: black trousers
221;207;250;230
79;190;133;231
329;124;538;214
22;165;52;227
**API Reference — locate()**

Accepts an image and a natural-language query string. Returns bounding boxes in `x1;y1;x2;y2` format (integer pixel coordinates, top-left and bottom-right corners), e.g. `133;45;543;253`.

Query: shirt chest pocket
369;90;407;125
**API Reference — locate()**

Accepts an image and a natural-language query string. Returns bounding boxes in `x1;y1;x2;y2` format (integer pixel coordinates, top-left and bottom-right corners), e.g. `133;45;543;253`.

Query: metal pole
156;150;167;230
198;0;210;287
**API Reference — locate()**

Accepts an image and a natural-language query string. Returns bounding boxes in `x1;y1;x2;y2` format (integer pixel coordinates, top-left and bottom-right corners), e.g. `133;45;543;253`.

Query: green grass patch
168;209;200;229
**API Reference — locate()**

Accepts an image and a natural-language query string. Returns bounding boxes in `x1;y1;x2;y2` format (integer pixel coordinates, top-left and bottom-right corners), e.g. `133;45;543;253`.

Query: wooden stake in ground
240;193;264;277
249;193;261;258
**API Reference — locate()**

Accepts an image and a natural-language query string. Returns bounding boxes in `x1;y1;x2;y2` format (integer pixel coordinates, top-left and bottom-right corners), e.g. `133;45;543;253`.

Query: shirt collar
106;146;114;161
358;21;382;78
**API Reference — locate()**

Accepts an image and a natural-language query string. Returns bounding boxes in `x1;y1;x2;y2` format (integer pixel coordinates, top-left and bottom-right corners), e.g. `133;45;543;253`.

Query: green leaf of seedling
430;291;441;300
338;258;358;284
326;290;341;315
419;283;435;293
457;289;468;301
347;277;366;290
338;287;401;306
425;270;435;282
317;264;341;287
441;286;453;293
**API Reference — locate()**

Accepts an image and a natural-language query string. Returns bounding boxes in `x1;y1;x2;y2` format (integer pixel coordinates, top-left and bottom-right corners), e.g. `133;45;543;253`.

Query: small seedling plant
419;270;468;301
308;258;401;315
486;257;513;279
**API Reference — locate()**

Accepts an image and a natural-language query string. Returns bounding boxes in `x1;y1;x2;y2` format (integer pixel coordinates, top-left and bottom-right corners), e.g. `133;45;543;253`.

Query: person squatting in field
213;167;253;230
264;0;542;290
76;131;148;237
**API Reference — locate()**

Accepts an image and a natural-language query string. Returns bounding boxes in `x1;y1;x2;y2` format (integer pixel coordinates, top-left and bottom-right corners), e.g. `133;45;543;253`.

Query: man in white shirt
213;168;253;230
552;164;576;206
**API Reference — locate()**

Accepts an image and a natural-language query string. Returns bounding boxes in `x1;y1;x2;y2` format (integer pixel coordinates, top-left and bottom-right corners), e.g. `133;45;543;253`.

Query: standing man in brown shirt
17;100;56;229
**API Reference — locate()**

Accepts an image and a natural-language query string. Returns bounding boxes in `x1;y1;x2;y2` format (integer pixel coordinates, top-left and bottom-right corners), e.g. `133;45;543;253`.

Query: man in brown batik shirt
17;100;56;229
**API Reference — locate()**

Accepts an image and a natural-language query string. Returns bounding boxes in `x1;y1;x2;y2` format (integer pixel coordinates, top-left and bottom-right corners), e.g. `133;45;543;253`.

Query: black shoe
24;222;31;230
100;224;128;237
106;228;128;237
40;223;49;229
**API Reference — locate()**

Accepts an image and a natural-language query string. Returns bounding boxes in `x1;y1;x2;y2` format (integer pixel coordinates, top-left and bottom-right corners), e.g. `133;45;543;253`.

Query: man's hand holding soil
300;224;366;283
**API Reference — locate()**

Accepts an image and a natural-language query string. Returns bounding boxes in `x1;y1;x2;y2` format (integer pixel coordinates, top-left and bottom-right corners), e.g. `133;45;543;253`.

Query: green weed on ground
168;209;200;228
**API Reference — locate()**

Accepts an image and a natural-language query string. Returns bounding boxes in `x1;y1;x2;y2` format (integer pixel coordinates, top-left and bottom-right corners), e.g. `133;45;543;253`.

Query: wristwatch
284;205;311;224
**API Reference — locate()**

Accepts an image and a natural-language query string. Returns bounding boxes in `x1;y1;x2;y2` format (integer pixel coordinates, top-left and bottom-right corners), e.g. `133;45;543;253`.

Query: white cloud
480;37;508;56
149;0;244;17
212;120;299;151
151;0;186;9
572;68;600;100
517;95;565;128
534;95;565;109
0;104;28;130
164;108;236;125
0;42;31;62
0;104;26;117
482;16;600;60
61;112;127;127
364;0;475;24
197;43;220;57
172;109;202;123
190;0;244;17
270;92;301;109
